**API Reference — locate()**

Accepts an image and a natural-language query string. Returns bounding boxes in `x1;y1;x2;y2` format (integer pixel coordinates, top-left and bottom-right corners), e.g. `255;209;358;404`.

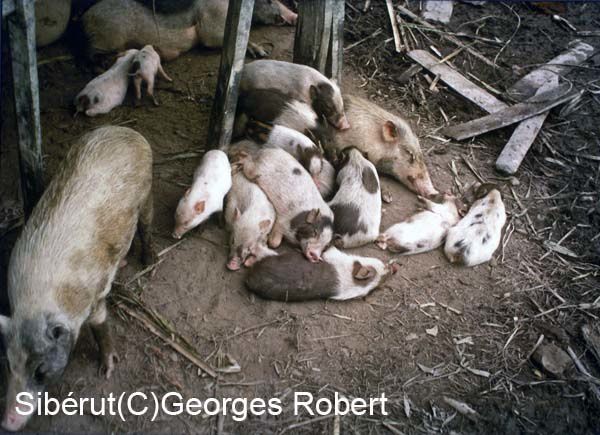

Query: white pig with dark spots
246;247;399;301
444;184;506;266
173;150;232;239
233;148;334;263
74;49;138;116
224;172;277;271
376;193;460;255
0;126;155;432
240;60;349;130
328;147;381;248
130;45;172;106
319;95;438;197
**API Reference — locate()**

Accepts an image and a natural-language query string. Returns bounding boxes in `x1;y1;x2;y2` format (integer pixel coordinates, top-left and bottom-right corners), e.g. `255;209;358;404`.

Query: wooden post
326;0;344;84
207;0;255;150
7;0;44;216
293;0;333;75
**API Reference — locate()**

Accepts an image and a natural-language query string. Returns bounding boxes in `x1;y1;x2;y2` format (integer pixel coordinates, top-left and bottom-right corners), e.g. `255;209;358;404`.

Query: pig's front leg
268;220;284;248
247;41;269;58
89;299;119;379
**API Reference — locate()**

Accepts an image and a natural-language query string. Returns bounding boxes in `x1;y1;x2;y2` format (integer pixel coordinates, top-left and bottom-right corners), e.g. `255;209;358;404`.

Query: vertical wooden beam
207;0;255;150
7;0;44;216
326;0;344;84
293;0;333;75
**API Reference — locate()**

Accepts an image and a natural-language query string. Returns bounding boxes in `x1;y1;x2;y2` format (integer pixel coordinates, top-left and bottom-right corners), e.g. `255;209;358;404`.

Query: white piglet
376;193;460;254
173;150;232;239
130;45;172;106
444;184;506;266
74;49;138;116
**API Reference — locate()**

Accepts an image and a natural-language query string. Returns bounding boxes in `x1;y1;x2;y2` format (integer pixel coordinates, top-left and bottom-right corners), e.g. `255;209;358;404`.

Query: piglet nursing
130;45;172;106
246;247;398;301
173;150;232;239
377;193;460;255
444;184;506;266
74;49;138;116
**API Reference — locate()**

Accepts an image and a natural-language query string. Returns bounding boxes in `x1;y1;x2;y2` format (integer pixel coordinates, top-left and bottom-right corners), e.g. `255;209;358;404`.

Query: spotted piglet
376;193;460;254
328;147;381;248
444;184;506;266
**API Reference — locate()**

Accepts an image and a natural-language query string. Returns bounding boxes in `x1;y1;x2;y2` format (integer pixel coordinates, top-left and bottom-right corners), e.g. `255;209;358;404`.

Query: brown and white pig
246;247;398;301
233;147;334;263
74;49;138;116
244;120;336;199
240;60;349;130
234;89;321;138
224;172;277;271
444;184;506;266
376;193;460;255
0;126;155;432
319;95;437;197
328;147;381;248
130;45;172;106
173;150;232;239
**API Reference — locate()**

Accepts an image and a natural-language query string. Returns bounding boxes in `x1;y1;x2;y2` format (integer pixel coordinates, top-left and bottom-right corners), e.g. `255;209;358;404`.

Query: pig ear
259;219;271;231
352;261;376;281
305;208;321;224
194;201;206;214
382;121;399;142
184;188;191;198
0;315;11;336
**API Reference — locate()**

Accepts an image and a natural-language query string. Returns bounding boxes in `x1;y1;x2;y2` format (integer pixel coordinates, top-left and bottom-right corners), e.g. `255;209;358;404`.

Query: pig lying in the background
319;95;438;197
445;184;506;266
329;147;381;248
0;126;155;432
130;45;172;106
173;150;232;239
377;193;459;255
233;147;334;263
245;120;336;199
241;60;349;130
234;89;321;137
246;247;398;301
225;172;277;271
82;0;296;60
74;49;138;116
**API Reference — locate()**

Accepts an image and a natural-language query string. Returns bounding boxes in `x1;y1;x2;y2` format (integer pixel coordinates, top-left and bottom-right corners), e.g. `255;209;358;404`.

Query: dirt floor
1;1;600;433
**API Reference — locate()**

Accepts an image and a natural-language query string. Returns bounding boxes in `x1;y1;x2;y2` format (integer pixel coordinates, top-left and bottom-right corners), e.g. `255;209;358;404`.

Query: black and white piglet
246;247;398;301
444;184;506;266
376;193;460;254
328;147;381;248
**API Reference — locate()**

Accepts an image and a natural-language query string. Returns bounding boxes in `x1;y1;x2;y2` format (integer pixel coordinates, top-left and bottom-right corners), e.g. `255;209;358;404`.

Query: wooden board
442;83;581;140
422;0;454;24
495;77;558;174
408;49;508;113
294;0;333;74
326;0;344;83
206;0;255;149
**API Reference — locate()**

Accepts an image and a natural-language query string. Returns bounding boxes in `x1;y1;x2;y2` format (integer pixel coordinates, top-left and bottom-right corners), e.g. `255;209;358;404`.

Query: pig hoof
152;98;160;107
375;240;387;250
248;44;269;59
100;351;119;380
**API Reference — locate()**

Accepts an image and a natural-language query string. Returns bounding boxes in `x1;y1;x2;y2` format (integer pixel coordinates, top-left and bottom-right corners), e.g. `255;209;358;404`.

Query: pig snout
388;262;400;275
2;405;30;432
335;115;351;131
172;228;184;239
406;173;438;197
227;256;243;271
243;255;258;267
304;248;322;263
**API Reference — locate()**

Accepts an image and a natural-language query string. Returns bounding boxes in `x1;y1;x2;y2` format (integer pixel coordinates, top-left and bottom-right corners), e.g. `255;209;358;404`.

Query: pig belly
385;216;446;255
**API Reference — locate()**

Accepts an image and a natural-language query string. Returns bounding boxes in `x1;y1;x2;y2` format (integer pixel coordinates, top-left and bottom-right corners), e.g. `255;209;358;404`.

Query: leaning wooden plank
8;0;44;216
396;4;499;70
385;0;402;52
294;0;334;74
206;0;255;149
326;0;344;83
408;49;507;113
442;83;581;140
2;0;16;17
422;0;454;24
508;40;594;100
495;77;558;174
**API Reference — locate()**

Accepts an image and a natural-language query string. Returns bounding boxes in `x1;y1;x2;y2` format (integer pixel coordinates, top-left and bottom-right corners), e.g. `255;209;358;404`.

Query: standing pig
319;95;437;196
444;184;506;266
240;60;350;130
376;193;460;254
130;45;172;106
245;120;335;199
224;172;277;271
233;148;334;263
0;126;155;432
328;147;381;248
74;49;138;116
246;247;398;301
173;150;232;239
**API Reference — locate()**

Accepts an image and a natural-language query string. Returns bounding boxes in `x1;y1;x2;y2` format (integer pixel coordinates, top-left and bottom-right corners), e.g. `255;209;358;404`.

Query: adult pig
35;0;72;47
320;95;437;196
0;126;155;432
